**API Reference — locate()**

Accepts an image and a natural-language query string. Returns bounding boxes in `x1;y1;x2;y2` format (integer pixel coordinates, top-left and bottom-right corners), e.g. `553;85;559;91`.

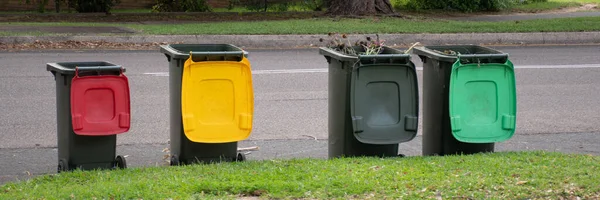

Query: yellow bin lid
181;56;253;143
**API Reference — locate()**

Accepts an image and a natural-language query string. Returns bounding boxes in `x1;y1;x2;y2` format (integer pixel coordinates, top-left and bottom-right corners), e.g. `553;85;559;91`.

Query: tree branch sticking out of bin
319;33;422;56
319;33;385;56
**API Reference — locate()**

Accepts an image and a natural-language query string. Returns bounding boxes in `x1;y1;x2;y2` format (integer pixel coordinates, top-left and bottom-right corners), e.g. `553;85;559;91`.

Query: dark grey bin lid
412;45;509;63
350;62;419;144
320;45;419;144
160;44;249;61
46;61;124;75
319;46;411;63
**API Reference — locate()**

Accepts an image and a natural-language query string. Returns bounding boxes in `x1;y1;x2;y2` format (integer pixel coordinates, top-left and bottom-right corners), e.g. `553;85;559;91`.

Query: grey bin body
413;45;508;156
46;61;126;172
159;44;248;165
319;46;419;158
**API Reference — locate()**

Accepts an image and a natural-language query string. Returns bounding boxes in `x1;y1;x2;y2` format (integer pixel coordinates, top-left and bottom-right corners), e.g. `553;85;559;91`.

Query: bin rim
412;45;508;63
318;46;412;63
160;44;249;60
46;61;124;75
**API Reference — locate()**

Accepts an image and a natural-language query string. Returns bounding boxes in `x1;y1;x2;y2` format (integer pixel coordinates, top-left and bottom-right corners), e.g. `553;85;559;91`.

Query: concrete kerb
1;32;600;48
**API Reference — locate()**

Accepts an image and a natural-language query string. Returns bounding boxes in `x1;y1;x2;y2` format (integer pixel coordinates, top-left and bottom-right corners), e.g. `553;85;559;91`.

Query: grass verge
129;16;600;35
392;0;598;13
1;151;599;199
512;1;583;12
2;16;600;36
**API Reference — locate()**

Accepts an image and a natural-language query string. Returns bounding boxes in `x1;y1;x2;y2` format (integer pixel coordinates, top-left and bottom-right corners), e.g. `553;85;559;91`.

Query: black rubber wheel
398;154;406;158
236;153;246;162
170;155;180;166
57;159;68;173
115;155;127;169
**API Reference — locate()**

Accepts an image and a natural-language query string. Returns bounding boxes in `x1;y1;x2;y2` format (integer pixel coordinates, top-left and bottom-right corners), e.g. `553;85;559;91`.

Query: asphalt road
1;45;600;184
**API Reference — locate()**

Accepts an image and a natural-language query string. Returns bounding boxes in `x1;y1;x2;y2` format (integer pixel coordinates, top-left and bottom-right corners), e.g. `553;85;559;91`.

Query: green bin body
47;61;128;172
413;45;517;156
319;46;419;158
160;44;248;165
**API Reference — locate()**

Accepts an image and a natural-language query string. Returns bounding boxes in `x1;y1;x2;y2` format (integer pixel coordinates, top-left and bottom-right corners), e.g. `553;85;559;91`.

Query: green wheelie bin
319;45;419;158
160;44;254;165
413;45;517;156
47;61;130;172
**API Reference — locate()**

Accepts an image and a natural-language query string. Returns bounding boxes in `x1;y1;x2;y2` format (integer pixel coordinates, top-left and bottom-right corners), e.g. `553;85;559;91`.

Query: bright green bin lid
449;57;517;143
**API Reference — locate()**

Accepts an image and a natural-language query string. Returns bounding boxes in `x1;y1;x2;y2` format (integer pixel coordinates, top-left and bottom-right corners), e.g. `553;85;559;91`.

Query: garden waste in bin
319;46;419;158
160;44;253;165
412;45;517;156
47;61;130;172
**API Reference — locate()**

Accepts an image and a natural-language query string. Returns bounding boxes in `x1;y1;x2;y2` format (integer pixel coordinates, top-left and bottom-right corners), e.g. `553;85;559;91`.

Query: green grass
145;16;600;34
553;0;600;3
4;0;597;15
212;4;321;12
511;0;600;12
494;0;600;12
513;1;581;12
391;0;599;12
111;8;153;13
0;31;54;36
5;15;599;35
1;151;599;199
0;8;152;14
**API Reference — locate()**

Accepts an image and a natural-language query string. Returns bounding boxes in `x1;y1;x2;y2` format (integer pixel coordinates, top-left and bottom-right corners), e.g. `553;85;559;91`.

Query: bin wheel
398;154;406;158
57;160;68;173
170;155;180;166
236;153;246;162
115;155;127;169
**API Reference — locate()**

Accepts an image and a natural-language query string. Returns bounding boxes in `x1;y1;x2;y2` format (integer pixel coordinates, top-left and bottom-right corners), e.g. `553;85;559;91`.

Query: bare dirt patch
0;12;324;23
0;40;169;52
552;3;598;13
0;26;137;34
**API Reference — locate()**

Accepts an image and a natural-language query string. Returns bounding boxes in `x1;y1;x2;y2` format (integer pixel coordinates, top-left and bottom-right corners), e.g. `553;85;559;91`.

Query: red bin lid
70;67;131;136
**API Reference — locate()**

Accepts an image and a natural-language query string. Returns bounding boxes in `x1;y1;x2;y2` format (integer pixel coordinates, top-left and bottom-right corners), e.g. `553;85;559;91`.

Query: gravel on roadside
0;40;171;51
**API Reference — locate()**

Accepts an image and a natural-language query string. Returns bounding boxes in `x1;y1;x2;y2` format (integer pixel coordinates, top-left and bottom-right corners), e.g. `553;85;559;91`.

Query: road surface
1;45;599;184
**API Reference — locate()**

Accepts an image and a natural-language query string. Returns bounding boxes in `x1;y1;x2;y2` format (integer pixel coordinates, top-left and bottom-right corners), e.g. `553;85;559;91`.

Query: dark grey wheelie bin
47;61;130;172
413;45;517;156
160;44;252;165
319;46;419;158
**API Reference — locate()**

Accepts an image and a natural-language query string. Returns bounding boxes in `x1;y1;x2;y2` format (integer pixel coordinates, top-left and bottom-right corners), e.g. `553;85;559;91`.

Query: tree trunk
55;0;60;13
327;0;395;16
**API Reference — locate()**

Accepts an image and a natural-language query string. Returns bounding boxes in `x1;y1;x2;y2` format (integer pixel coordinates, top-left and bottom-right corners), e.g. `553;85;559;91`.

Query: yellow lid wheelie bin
160;44;253;165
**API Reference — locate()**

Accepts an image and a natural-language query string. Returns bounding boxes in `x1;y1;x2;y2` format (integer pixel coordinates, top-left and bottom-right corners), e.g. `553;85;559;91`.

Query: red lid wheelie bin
47;61;131;172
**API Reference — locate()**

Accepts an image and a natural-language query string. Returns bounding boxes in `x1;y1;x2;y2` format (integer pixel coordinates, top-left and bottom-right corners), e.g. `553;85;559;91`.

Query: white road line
143;64;600;76
252;68;328;74
516;64;600;69
142;69;328;76
143;72;169;76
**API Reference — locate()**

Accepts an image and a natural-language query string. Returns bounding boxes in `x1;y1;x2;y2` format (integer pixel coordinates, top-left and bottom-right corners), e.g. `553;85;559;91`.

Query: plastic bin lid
181;55;253;143
70;67;131;136
412;45;508;63
47;61;125;75
449;58;516;143
318;46;412;63
350;61;419;144
160;44;249;61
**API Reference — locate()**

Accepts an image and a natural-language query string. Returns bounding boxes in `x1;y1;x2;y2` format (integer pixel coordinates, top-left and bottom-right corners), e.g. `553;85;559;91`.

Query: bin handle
357;54;411;65
357;54;410;60
75;66;123;77
189;51;245;62
457;54;508;59
456;54;509;65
